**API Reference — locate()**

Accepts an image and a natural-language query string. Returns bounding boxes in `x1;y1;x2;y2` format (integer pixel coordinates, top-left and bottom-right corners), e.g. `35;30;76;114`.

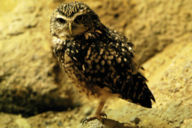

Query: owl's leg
95;98;107;118
82;98;107;123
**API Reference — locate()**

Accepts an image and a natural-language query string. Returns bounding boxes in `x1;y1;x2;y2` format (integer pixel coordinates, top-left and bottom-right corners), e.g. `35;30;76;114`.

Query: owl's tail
123;72;155;108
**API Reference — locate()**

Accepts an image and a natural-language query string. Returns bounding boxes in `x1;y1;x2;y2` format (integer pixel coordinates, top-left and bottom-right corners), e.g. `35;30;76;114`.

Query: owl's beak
69;23;72;35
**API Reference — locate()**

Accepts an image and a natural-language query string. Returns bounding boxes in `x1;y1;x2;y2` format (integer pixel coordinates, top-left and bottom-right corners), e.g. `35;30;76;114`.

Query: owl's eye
56;18;66;24
74;14;86;23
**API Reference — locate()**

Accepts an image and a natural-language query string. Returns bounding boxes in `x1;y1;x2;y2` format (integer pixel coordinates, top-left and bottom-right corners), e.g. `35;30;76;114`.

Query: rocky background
0;0;192;128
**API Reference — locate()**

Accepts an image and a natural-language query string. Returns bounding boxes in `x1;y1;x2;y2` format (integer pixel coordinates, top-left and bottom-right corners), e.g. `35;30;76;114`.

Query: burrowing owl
50;2;155;121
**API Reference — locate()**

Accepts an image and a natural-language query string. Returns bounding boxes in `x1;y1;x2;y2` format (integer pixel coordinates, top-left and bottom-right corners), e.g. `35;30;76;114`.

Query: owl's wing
84;40;155;108
83;39;136;88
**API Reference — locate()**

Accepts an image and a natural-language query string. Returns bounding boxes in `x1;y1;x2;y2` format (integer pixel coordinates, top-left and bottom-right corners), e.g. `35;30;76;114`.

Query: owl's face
50;2;100;40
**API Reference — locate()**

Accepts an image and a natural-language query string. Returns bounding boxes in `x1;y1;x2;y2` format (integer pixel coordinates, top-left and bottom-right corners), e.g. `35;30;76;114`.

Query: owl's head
50;2;100;40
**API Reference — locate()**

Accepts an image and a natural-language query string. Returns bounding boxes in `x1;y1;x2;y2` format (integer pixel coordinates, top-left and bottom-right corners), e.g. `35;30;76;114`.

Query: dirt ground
0;0;192;128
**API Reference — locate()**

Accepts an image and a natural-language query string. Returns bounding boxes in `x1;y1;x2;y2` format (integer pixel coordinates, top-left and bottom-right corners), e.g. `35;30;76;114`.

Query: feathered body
50;2;155;111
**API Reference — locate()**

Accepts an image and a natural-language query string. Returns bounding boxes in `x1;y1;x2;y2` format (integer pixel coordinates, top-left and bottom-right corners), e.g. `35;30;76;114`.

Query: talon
100;112;107;118
81;117;93;124
81;114;106;124
81;116;99;124
81;117;89;124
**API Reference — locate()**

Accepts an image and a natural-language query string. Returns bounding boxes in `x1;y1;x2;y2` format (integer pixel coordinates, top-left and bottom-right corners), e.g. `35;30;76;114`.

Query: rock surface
0;0;80;115
0;0;192;128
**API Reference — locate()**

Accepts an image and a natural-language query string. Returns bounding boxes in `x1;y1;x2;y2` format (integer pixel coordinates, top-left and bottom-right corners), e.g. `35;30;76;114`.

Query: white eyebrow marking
56;10;86;23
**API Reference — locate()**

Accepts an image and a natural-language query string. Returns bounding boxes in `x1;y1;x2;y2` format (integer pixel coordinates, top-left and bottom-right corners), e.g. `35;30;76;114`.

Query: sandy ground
0;0;192;128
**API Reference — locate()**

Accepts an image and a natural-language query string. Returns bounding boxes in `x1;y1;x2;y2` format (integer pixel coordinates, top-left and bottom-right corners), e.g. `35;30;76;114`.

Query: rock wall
0;0;192;128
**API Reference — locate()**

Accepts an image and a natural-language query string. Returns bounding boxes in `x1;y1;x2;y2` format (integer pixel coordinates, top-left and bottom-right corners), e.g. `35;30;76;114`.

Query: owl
50;2;155;122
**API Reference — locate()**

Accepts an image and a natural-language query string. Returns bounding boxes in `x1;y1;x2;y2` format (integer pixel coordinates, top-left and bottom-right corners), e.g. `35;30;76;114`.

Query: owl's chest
62;53;75;73
54;38;116;82
53;39;88;79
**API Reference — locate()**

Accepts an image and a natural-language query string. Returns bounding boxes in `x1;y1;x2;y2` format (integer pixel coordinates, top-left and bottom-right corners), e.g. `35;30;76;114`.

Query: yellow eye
74;14;85;23
56;18;66;24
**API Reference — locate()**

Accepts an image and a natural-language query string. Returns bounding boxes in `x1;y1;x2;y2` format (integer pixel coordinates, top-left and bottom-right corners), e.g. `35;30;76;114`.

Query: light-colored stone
0;0;192;128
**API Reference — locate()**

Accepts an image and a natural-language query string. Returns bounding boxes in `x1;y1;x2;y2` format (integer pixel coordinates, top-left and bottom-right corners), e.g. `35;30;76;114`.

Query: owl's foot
82;112;107;124
99;112;107;118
